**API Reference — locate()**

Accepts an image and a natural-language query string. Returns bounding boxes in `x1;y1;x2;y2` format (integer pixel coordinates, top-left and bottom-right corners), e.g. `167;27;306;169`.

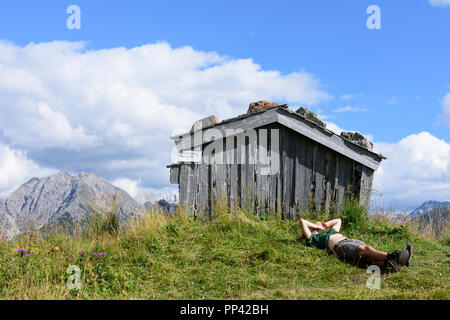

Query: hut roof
170;106;385;170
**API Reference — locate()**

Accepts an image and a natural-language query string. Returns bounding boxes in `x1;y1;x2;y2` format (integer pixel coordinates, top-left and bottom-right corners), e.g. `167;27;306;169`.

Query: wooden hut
167;103;385;218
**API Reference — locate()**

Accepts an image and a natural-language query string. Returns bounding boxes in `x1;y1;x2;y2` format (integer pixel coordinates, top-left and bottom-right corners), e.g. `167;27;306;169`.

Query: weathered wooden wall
171;124;374;218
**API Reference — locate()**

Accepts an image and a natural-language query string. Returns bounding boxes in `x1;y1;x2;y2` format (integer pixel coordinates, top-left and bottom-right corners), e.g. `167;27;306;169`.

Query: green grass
0;202;448;300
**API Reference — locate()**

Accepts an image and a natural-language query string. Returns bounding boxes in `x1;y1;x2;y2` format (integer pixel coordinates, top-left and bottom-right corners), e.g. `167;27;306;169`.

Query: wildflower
93;252;106;258
16;248;27;253
26;254;34;257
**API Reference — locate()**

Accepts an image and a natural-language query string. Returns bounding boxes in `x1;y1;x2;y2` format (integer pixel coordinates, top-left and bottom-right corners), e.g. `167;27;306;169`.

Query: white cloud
442;92;450;126
111;177;178;204
340;94;355;100
372;132;450;211
8;101;100;150
332;105;367;113
324;121;346;135
0;143;55;197
111;177;140;199
0;40;330;198
429;0;450;7
387;97;398;106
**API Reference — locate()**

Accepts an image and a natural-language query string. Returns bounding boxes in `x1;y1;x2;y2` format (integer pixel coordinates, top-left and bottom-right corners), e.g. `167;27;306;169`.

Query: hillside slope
0;206;448;300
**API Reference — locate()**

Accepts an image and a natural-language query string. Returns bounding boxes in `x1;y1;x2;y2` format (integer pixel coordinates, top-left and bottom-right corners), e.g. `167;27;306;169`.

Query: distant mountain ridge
409;200;450;219
0;171;145;238
410;206;450;238
144;199;177;213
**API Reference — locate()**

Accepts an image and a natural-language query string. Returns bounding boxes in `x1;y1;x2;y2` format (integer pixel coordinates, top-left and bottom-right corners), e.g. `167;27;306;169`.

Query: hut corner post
359;166;374;210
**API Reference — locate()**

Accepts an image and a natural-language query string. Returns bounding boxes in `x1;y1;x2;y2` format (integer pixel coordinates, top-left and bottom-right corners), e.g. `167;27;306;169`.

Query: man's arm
324;219;342;232
300;218;324;239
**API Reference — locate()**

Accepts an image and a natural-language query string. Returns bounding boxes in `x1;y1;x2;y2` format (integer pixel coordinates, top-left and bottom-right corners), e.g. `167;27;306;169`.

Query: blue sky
0;0;449;211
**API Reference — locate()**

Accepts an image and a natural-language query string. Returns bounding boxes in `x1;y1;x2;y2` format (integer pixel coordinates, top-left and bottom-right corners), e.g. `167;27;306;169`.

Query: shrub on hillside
338;200;369;232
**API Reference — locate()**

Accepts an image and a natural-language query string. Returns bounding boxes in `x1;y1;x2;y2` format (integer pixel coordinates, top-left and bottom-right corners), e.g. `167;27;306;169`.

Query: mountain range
0;171;145;239
409;200;450;219
410;206;449;238
408;200;449;238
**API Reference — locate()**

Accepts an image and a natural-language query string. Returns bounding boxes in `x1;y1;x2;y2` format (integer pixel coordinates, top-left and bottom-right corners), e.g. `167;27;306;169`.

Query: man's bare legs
358;245;387;267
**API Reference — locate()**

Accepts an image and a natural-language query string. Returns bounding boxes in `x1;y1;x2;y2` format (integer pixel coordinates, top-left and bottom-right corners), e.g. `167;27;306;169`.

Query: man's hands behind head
313;222;327;231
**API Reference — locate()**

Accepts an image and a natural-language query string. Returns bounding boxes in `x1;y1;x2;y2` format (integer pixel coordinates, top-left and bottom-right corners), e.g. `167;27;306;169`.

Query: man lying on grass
300;218;413;272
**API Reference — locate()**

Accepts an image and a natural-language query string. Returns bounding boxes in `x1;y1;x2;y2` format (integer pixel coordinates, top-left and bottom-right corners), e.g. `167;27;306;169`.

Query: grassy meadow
0;200;448;300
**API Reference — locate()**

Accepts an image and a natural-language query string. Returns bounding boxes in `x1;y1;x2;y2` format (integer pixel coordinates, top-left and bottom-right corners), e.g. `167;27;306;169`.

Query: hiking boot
397;248;410;267
386;249;400;262
406;244;413;267
383;257;400;273
385;250;403;272
386;248;409;269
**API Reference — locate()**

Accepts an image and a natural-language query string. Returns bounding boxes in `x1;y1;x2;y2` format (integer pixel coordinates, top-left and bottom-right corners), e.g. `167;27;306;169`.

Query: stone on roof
247;100;279;114
340;131;374;151
191;115;219;132
295;106;326;128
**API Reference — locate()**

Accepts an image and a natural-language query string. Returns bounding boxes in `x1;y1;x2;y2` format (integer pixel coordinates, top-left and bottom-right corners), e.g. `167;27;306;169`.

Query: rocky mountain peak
409;200;450;219
0;171;145;238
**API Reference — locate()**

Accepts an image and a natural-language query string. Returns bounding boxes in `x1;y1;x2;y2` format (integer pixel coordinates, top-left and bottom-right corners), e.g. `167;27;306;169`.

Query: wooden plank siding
173;123;375;218
359;166;374;208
